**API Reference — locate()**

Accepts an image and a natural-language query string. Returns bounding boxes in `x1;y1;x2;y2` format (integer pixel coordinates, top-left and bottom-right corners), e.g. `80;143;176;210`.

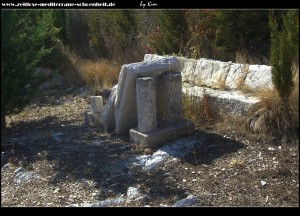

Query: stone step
182;83;260;116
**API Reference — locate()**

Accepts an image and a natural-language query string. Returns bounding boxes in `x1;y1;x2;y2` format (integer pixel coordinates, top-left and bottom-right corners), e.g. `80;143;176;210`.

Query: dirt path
1;85;299;207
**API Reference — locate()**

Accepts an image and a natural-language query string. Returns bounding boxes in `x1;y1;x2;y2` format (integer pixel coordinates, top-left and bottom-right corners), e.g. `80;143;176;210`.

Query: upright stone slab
114;57;181;135
90;96;103;115
136;77;157;133
164;72;183;126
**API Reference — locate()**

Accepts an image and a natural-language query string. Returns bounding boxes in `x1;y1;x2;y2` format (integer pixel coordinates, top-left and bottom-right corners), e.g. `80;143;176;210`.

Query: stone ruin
84;57;195;146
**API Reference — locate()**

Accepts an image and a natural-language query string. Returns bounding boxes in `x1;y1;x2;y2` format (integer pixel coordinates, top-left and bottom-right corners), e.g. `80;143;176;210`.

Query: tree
1;10;59;133
216;10;270;58
145;10;189;55
269;10;299;101
86;10;140;63
184;10;218;59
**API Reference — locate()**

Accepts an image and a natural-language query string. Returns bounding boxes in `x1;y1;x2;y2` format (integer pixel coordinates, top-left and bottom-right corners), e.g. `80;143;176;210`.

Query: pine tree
1;10;59;132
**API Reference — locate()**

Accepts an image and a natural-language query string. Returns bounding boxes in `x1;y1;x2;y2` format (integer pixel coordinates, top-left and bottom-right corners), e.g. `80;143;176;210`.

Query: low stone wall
144;54;273;91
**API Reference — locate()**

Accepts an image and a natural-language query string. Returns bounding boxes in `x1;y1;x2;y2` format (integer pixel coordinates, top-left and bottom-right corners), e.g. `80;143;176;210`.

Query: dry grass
216;114;248;136
235;50;269;65
245;85;299;139
58;47;121;91
79;59;121;91
182;93;218;127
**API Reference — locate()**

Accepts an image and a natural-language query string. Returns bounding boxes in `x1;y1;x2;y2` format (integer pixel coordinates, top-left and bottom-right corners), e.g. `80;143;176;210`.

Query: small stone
2;163;11;170
143;148;152;155
127;186;141;201
182;179;187;182
261;180;267;186
90;96;103;115
159;204;168;207
265;195;269;203
14;167;24;175
258;152;262;158
14;171;37;184
53;188;60;194
173;195;198;207
267;147;275;151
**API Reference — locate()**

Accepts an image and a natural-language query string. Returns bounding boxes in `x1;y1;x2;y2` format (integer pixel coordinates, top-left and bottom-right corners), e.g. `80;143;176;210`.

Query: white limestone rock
244;64;273;90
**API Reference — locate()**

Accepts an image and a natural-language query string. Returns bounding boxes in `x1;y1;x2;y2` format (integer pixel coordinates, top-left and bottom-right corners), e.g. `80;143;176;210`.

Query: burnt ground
1;85;299;207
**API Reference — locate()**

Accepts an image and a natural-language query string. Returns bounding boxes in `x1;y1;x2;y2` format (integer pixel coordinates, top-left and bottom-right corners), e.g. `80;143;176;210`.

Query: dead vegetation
79;59;120;91
58;47;121;91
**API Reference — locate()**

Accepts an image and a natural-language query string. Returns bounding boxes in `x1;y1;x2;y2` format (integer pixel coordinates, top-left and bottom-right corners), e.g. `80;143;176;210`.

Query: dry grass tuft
182;93;219;127
58;47;121;91
228;157;245;169
79;60;121;91
215;114;249;136
245;89;299;139
235;50;269;65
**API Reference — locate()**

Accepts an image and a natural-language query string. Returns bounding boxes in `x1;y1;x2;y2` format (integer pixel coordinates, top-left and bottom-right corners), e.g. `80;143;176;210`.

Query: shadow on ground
183;131;244;165
2;110;244;203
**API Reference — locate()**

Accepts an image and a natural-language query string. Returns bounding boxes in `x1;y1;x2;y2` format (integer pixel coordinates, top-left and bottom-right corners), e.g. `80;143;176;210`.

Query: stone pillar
136;77;157;133
90;96;104;115
164;72;183;126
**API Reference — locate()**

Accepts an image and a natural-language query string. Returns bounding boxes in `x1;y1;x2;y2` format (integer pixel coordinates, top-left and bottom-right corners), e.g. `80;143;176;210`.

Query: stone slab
183;84;260;115
129;120;195;146
114;57;181;135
